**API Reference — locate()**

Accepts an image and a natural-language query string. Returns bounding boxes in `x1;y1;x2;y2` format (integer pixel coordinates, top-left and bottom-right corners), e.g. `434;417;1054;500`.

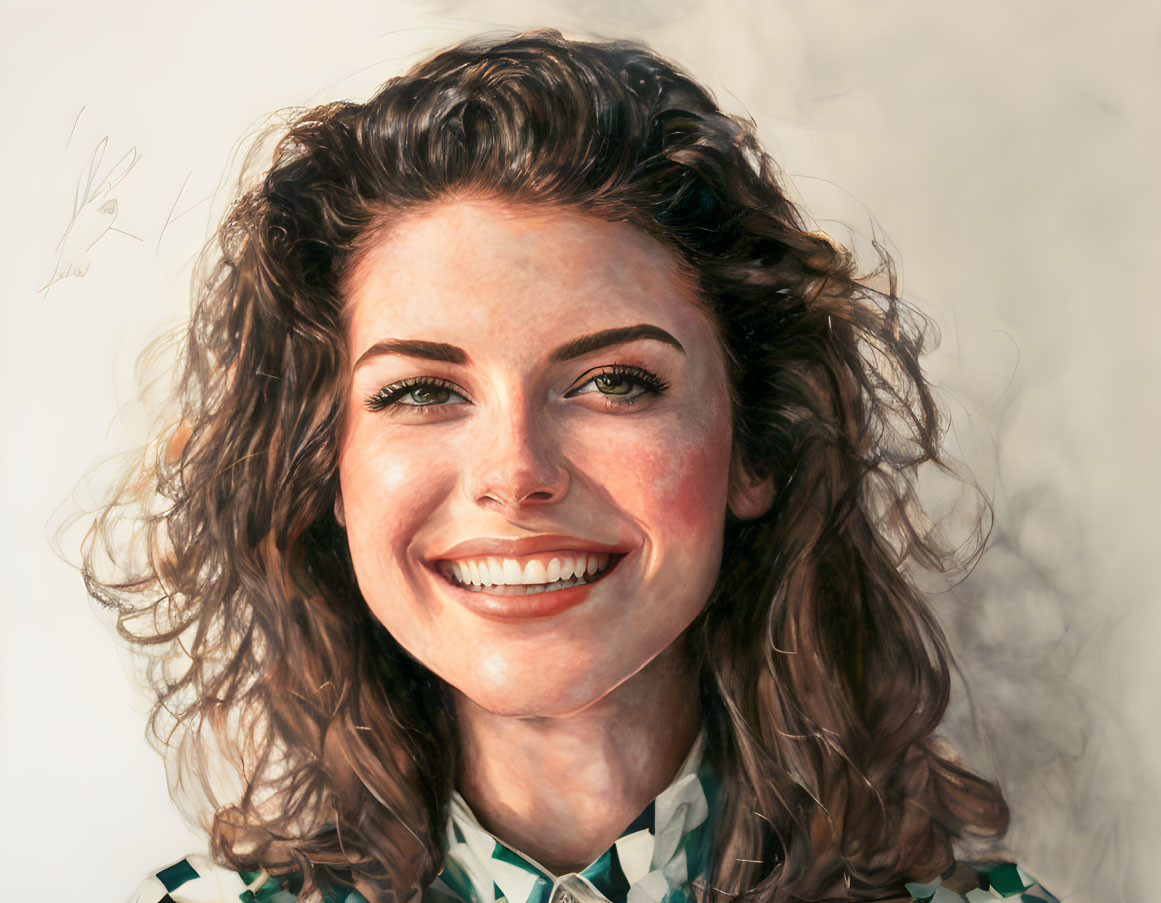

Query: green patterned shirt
130;737;1057;903
426;734;716;903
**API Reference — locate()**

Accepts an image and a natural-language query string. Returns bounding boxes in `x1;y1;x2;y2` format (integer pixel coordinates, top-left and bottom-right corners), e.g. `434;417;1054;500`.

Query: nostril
467;447;571;510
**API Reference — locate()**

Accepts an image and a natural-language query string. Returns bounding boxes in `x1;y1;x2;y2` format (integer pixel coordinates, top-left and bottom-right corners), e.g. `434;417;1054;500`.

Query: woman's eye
566;366;669;405
400;384;454;406
365;378;469;412
592;373;636;396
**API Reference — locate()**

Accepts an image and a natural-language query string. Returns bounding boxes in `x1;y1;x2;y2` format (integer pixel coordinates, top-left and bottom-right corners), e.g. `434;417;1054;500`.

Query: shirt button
556;892;575;903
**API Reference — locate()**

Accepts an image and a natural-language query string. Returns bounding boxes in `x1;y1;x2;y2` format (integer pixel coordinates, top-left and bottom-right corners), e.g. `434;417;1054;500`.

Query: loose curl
84;29;1007;903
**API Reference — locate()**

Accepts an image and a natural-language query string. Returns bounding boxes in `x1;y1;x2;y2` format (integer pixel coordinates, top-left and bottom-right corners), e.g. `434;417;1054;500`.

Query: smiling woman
338;203;754;724
84;29;1056;903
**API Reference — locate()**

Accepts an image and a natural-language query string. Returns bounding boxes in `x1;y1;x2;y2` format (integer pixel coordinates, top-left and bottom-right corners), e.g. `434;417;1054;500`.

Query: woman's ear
727;451;776;520
333;492;347;528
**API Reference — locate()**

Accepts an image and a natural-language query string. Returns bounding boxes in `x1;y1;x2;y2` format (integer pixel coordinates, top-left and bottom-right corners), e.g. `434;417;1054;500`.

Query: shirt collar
428;734;717;903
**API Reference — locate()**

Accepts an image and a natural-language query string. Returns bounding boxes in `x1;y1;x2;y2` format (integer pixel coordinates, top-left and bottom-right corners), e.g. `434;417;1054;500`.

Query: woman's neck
452;641;701;876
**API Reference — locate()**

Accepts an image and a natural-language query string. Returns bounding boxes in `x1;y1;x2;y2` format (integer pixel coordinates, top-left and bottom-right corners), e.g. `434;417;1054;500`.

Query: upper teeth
443;553;611;587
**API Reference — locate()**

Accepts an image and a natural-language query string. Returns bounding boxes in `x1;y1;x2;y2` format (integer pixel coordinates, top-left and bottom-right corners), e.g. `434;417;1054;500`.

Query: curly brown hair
84;28;1007;903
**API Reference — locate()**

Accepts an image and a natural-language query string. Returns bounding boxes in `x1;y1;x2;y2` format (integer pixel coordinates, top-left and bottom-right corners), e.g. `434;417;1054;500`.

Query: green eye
566;365;669;405
404;385;452;405
366;378;468;412
594;374;634;396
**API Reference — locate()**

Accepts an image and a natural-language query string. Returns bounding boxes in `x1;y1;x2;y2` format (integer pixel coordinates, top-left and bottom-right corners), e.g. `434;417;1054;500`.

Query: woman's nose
463;401;570;510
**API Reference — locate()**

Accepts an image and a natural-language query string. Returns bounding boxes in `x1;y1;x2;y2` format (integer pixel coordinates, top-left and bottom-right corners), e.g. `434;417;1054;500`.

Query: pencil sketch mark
157;171;211;254
66;106;85;151
40;137;141;295
376;24;457;39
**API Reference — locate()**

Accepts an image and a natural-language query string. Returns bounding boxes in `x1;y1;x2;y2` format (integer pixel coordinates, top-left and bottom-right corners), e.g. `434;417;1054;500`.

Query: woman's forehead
342;200;715;359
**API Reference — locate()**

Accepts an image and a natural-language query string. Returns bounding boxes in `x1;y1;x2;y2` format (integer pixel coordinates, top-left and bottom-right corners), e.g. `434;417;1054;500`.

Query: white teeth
480;554;499;584
502;559;522;584
442;553;618;591
522;559;548;584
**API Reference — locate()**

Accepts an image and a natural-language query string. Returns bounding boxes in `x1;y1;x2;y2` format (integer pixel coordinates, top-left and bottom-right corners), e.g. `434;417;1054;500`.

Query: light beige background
1;1;1157;901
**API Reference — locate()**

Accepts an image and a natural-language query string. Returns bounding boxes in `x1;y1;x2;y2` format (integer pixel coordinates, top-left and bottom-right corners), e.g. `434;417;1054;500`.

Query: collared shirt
130;733;1058;903
426;734;717;903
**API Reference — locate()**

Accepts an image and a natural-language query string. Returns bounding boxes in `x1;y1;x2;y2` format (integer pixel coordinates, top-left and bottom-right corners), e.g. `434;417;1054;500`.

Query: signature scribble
40;136;142;294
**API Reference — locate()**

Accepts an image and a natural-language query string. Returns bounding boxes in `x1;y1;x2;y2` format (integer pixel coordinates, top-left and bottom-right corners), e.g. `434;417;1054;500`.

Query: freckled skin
338;200;765;718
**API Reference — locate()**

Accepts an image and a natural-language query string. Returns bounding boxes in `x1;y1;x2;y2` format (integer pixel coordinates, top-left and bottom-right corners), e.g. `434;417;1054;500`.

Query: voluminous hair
84;29;1007;903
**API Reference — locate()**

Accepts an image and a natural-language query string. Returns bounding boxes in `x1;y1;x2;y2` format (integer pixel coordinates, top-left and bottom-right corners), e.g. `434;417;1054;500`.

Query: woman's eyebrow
354;339;469;369
354;325;685;371
548;324;685;362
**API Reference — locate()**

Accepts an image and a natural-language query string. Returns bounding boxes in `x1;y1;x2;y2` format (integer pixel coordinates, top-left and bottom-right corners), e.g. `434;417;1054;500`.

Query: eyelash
365;377;466;412
363;364;669;413
565;364;670;405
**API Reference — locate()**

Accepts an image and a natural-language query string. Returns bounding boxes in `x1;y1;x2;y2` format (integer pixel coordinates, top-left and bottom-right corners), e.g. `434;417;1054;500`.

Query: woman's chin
452;669;628;720
439;634;690;720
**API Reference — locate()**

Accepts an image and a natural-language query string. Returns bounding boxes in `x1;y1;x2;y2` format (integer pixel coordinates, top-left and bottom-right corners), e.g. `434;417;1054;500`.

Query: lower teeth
455;574;594;595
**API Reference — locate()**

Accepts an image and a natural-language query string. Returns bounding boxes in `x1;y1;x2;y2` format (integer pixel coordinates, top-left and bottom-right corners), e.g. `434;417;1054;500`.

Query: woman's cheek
340;429;442;567
592;421;732;536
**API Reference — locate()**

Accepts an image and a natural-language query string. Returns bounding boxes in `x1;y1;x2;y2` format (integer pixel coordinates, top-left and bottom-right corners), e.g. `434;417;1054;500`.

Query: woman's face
338;200;767;716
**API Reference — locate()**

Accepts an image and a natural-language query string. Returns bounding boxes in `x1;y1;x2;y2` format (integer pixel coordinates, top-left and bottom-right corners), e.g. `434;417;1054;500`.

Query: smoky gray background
1;1;1157;901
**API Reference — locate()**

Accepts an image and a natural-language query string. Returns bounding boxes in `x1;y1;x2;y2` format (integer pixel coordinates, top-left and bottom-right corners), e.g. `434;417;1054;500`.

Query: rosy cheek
608;431;732;536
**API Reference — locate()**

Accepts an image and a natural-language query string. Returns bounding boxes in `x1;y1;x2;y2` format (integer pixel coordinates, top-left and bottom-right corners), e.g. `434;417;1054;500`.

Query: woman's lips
429;549;627;619
435;534;630;559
